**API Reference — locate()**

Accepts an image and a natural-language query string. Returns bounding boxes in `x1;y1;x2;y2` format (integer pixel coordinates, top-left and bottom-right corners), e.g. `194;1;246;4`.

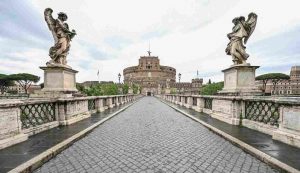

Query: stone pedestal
219;64;262;96
32;66;78;98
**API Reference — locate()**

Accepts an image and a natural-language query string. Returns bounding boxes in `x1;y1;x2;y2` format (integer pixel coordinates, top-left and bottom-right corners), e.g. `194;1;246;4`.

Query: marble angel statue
44;8;76;66
225;12;257;65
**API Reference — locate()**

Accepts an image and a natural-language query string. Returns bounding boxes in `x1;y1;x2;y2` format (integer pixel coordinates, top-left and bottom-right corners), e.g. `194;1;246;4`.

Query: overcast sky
0;0;299;83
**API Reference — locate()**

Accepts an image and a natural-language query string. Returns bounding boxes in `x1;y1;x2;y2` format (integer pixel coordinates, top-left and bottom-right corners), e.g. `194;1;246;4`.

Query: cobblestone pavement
35;97;279;173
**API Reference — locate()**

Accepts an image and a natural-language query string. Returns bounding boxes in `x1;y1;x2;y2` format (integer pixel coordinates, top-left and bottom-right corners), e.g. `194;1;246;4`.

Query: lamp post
178;73;181;94
118;73;121;84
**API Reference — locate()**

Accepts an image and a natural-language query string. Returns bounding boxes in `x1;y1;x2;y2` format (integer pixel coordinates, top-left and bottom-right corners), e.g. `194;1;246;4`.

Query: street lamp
118;73;121;84
178;73;181;94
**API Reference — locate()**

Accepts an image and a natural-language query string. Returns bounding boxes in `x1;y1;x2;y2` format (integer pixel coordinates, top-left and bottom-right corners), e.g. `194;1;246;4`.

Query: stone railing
0;94;139;150
0;94;29;99
163;94;300;148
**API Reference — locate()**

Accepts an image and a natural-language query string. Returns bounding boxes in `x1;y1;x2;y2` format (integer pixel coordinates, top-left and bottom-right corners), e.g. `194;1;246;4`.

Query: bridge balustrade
204;98;213;110
20;101;56;130
245;100;280;127
88;99;96;111
163;94;300;148
0;94;139;150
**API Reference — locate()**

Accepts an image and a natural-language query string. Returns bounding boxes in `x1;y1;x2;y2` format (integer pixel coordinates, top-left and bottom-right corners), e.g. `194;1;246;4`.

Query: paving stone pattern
35;97;279;173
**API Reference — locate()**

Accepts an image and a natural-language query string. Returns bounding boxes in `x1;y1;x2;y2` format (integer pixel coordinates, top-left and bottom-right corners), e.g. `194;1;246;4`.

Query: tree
83;83;119;96
76;83;84;92
255;74;269;95
102;83;119;95
85;84;102;96
8;73;40;94
0;74;14;94
170;88;177;94
200;82;224;95
132;84;139;94
122;84;129;94
256;73;290;95
207;79;211;84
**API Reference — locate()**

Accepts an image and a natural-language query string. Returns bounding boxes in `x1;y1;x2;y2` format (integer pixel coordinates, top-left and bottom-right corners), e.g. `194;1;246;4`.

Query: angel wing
244;12;257;44
44;8;58;43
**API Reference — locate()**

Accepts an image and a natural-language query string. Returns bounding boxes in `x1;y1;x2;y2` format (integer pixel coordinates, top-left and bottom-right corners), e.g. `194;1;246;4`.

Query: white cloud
1;0;300;84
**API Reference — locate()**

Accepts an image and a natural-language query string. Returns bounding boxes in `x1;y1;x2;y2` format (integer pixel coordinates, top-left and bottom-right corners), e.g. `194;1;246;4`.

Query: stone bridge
0;95;299;173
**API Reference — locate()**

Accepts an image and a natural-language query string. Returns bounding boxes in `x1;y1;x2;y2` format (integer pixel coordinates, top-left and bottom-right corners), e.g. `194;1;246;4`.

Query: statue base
218;64;262;96
31;66;78;98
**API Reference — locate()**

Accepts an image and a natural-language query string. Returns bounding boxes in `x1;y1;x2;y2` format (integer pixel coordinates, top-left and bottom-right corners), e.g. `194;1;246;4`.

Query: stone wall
0;94;139;150
163;94;300;148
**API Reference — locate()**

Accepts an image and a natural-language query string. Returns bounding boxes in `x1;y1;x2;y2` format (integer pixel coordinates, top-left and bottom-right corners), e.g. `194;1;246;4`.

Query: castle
123;51;203;95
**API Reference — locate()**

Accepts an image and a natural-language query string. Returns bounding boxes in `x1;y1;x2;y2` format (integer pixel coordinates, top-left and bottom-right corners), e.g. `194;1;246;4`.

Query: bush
122;84;129;94
132;84;139;94
200;82;224;95
83;83;119;96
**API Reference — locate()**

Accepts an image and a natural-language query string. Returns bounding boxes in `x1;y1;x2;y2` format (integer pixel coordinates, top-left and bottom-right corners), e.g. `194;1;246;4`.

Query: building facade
170;78;203;95
8;82;41;94
123;52;203;95
256;66;300;96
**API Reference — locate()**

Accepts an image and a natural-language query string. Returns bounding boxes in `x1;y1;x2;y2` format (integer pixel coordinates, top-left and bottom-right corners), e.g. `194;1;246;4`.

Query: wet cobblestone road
35;97;279;173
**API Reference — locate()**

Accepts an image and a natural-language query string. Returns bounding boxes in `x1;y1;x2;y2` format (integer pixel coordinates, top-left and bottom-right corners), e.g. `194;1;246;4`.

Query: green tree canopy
200;81;224;95
122;84;129;94
102;83;119;95
8;73;40;94
83;83;119;96
256;73;290;81
256;73;290;95
0;74;15;94
170;88;177;94
76;83;84;92
132;84;139;94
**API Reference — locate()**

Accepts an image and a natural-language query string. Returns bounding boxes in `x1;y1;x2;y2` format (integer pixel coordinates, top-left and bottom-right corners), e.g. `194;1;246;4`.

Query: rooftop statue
44;8;76;67
225;12;257;65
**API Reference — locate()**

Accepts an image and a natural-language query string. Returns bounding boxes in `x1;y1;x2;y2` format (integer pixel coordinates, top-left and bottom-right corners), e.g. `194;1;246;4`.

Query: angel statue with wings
44;8;76;67
225;12;257;65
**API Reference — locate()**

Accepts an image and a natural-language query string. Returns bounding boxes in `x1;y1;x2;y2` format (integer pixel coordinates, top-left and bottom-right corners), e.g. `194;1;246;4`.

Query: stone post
116;97;120;106
197;97;205;112
96;98;105;112
0;100;28;150
187;96;193;108
59;99;90;125
57;101;66;124
108;97;113;108
210;97;242;125
273;105;300;148
121;96;125;104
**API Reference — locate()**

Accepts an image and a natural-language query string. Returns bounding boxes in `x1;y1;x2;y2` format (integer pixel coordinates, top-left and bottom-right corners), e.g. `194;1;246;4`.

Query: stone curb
8;100;139;173
160;99;299;173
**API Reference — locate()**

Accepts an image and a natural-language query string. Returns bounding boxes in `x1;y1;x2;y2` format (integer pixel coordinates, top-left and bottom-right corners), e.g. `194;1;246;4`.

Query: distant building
256;66;300;96
170;78;203;95
79;81;114;89
8;82;41;94
80;81;99;88
123;51;203;95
